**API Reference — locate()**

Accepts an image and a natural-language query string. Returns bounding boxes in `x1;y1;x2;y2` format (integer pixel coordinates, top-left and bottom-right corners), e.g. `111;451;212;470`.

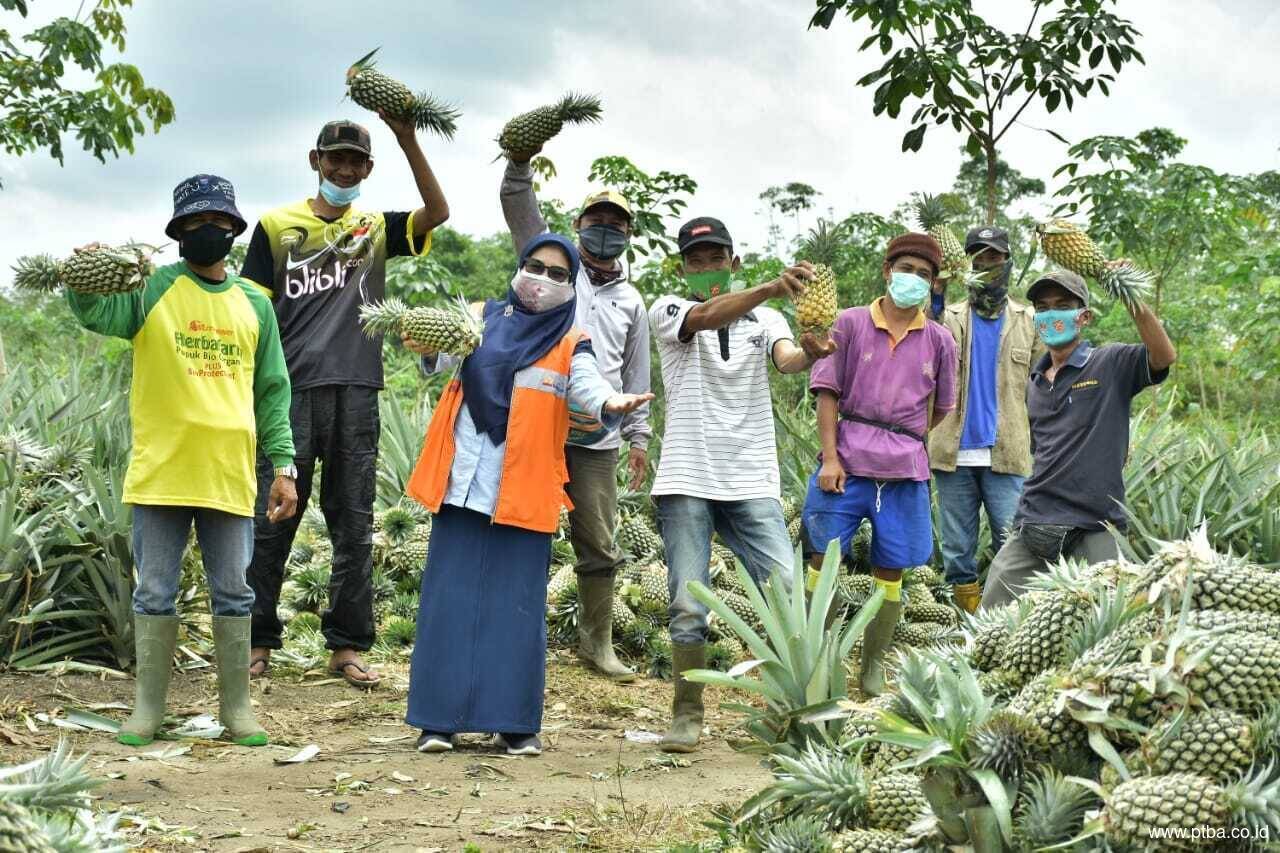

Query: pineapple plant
768;745;928;832
389;591;420;620
1102;765;1280;850
382;616;416;647
795;220;841;333
1036;218;1152;309
345;49;459;138
911;193;967;282
360;296;482;357
753;814;833;852
1012;768;1098;852
12;244;156;294
0;798;57;853
496;92;603;160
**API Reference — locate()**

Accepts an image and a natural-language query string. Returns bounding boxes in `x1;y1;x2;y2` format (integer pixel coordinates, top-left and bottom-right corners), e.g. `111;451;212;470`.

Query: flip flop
249;655;271;679
330;659;381;690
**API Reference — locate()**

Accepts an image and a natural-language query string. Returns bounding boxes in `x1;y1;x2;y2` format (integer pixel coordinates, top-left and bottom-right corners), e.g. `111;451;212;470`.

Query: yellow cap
580;190;632;220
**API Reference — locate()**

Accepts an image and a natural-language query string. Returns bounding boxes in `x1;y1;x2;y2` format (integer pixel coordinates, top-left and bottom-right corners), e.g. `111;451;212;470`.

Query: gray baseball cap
965;225;1010;255
1027;270;1090;306
316;120;371;155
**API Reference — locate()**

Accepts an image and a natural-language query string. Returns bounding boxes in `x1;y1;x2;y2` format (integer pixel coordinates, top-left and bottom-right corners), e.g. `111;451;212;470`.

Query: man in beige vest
928;227;1043;612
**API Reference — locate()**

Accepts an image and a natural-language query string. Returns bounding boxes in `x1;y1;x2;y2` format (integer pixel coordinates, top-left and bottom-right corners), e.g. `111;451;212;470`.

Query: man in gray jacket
501;153;652;682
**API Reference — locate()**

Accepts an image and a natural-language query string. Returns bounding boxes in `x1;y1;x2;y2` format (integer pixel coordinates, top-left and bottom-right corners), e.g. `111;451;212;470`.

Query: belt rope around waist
839;412;926;444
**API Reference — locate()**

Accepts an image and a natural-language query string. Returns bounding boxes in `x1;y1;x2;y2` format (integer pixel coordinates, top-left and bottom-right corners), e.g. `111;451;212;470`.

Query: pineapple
788;515;803;544
1013;768;1098;852
617;513;663;561
497;92;603;160
345;49;459;138
1139;707;1277;781
0;799;56;853
1009;671;1091;766
1103;766;1280;850
904;601;957;627
12;244;155;294
976;668;1025;703
1156;629;1280;714
1000;584;1094;682
796;220;841;332
1036;218;1152;308
781;494;801;526
867;741;916;778
547;564;576;605
611;598;636;633
831;828;906;853
721;591;760;630
865;773;930;832
912;193;967;282
891;620;934;647
968;710;1049;782
1146;530;1280;616
638;561;670;611
359;296;482;357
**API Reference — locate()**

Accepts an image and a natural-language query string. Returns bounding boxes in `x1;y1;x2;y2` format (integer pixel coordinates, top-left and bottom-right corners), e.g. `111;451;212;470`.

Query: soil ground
0;650;771;852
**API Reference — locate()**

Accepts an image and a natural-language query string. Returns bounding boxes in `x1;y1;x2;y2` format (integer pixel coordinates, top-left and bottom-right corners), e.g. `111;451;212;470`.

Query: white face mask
512;270;574;313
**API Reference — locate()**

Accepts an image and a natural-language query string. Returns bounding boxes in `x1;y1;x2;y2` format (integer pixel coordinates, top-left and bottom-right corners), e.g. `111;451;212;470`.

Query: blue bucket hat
165;174;248;239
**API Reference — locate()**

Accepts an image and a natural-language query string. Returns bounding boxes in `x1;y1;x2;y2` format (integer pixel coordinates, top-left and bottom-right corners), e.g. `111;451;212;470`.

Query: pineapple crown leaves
1065;586;1152;661
967;710;1050;782
765;743;869;828
344;47;460;139
358;297;411;338
10;253;62;291
0;739;102;811
550;91;604;125
346;47;382;78
800;219;844;267
1013;767;1100;851
911;192;959;231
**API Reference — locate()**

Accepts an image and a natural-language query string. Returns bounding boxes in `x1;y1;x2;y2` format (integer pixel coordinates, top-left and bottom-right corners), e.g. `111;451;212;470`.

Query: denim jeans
132;505;254;616
655;495;795;646
933;466;1025;585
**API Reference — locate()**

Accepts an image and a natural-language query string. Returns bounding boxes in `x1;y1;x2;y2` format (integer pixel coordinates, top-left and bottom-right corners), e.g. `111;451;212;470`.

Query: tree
760;182;822;245
809;0;1143;222
0;0;175;184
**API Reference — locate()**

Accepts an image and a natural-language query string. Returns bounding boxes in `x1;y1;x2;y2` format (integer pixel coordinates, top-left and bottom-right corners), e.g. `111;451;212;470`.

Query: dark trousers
564;445;622;578
248;385;379;651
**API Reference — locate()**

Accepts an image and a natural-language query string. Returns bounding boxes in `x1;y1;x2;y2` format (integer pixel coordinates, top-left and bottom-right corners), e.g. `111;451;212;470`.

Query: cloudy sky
1;0;1277;272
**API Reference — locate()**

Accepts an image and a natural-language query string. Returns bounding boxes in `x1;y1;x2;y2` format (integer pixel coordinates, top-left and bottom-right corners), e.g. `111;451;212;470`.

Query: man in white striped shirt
650;216;833;753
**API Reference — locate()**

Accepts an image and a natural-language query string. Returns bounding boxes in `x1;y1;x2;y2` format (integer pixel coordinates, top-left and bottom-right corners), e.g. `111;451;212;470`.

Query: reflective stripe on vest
405;329;585;534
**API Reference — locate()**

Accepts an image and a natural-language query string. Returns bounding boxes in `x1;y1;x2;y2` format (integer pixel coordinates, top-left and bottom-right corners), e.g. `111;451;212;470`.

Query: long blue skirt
405;504;551;735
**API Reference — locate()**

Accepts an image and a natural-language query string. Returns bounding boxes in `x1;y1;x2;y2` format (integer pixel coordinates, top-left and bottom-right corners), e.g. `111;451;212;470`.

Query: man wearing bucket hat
66;175;297;747
927;226;1043;613
980;269;1176;608
501;154;652;683
239;115;449;688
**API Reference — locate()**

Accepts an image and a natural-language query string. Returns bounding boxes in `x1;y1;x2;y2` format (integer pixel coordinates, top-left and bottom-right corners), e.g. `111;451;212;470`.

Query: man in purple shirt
803;233;958;696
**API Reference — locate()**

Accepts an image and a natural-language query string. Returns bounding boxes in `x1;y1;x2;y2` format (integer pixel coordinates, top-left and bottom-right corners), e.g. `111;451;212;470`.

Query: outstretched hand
603;392;655;416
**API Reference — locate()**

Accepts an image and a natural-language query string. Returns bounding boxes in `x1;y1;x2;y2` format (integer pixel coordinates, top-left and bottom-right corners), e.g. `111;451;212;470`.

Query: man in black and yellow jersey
239;114;449;688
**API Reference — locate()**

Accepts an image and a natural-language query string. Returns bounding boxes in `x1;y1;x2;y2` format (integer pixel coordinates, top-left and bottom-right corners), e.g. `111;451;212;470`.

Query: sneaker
416;731;455;753
496;732;542;756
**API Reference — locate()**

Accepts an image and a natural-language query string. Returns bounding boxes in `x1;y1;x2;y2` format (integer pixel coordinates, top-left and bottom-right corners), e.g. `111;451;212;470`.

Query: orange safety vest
406;329;586;534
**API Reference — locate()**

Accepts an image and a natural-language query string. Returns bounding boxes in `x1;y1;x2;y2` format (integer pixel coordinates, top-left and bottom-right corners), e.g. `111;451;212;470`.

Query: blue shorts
802;473;932;570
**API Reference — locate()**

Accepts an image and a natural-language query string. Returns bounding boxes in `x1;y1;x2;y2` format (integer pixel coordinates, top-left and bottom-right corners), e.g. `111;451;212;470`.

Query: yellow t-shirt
67;263;294;516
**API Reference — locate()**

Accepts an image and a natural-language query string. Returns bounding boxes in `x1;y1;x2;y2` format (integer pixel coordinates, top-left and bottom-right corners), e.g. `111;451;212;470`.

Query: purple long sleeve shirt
809;299;958;481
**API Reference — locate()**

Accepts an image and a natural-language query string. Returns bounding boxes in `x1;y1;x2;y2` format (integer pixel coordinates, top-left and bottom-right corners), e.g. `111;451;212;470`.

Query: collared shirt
424;351;620;517
649;295;794;501
1015;340;1169;530
809;298;957;482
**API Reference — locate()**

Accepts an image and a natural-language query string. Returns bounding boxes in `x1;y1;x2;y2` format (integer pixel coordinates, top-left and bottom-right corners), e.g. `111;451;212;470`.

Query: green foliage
809;0;1143;220
0;0;175;185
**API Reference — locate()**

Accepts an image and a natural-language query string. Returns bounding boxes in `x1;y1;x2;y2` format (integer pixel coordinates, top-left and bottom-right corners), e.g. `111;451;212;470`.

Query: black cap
677;217;733;255
316;120;371;155
165;174;247;239
964;225;1010;256
1027;270;1091;307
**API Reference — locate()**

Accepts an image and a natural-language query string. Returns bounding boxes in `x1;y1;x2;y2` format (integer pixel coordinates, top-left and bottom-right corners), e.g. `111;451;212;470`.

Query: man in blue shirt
928;227;1043;612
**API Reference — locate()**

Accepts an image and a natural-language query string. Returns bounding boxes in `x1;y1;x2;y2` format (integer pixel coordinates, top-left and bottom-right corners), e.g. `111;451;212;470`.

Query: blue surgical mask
319;176;360;207
888;271;929;309
1034;308;1084;347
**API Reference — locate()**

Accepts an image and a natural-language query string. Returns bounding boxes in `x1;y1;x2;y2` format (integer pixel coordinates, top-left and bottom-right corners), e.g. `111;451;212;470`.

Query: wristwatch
274;464;298;480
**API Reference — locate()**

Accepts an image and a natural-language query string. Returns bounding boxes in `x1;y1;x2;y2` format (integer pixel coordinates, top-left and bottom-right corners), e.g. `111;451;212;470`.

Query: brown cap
885;232;943;275
1028;270;1090;306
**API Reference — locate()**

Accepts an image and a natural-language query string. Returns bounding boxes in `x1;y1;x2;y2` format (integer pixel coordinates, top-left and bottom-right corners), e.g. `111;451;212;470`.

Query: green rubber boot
660;642;706;753
212;615;268;747
574;575;637;682
859;598;902;698
118;614;180;746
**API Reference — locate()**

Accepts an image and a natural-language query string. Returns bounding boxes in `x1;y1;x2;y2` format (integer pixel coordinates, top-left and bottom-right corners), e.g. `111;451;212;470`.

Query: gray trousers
979;529;1119;609
565;445;622;578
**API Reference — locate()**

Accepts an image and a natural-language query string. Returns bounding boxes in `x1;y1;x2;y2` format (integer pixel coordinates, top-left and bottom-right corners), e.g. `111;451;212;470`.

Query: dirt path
0;650;770;852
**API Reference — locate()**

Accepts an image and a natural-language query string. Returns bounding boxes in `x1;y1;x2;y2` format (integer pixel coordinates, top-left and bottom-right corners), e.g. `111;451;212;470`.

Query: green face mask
685;268;732;301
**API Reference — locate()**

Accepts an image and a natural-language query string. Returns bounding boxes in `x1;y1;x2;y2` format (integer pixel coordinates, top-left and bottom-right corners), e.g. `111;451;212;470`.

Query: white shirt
649;295;793;501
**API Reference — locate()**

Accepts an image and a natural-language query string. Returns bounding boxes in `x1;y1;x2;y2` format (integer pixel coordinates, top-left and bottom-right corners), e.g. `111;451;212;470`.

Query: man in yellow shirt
67;174;298;747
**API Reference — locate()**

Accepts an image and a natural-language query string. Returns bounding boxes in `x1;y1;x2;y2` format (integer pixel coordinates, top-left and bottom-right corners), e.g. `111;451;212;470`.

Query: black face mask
969;259;1012;318
578;224;628;262
179;222;235;267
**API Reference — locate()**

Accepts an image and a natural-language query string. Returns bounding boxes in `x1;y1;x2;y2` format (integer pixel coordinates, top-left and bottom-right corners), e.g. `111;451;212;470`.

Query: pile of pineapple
725;526;1280;852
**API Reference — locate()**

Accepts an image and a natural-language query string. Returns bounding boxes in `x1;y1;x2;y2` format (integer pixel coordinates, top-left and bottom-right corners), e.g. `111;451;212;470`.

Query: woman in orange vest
401;233;652;756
